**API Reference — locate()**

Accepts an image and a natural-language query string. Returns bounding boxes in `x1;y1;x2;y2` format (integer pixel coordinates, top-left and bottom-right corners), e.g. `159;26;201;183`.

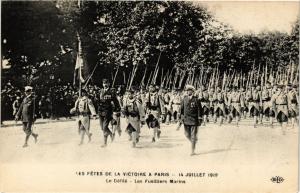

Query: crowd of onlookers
1;81;120;123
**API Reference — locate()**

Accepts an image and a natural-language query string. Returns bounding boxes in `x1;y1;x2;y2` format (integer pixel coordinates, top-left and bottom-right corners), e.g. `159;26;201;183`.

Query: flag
73;39;85;86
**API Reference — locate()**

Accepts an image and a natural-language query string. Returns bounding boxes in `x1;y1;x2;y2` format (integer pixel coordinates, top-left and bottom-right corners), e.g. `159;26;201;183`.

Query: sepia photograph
0;1;299;192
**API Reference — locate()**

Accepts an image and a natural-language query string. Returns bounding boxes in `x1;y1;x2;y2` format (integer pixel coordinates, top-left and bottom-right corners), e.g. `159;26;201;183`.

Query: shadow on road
195;148;238;156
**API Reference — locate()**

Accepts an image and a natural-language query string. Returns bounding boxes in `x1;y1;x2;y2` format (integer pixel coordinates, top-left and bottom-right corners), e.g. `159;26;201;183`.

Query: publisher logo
270;176;284;183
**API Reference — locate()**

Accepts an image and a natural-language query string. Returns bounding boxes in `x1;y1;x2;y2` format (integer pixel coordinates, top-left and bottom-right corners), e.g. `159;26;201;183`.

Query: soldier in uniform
228;86;244;126
272;85;289;134
12;96;21;118
122;88;145;147
248;85;262;128
213;87;226;126
240;87;247;119
261;82;275;127
97;79;121;147
71;89;97;145
110;87;122;141
198;86;210;126
180;85;202;156
287;84;298;129
208;87;215;121
162;88;172;125
170;88;182;124
145;84;165;142
15;86;38;148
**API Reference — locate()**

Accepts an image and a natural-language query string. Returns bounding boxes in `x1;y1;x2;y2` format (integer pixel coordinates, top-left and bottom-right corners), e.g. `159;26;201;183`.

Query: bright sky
196;1;299;34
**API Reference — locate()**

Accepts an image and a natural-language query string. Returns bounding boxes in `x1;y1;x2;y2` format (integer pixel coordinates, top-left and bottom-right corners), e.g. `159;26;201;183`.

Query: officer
97;79;121;147
71;89;97;145
145;84;165;142
122;88;145;148
180;85;202;156
15;86;38;148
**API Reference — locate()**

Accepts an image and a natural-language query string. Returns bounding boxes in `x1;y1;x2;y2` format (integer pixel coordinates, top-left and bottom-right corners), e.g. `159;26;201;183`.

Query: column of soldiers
15;79;298;155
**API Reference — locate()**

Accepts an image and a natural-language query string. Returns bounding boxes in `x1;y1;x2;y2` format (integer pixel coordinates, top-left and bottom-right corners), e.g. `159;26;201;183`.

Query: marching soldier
272;85;289;134
228;86;244;126
15;86;38;148
213;87;226;126
97;79;121;147
180;85;203;156
12;96;21;118
224;86;233;123
71;89;97;145
261;82;275;127
248;85;262;128
122;88;145;147
208;87;215;121
198;86;210;126
170;88;182;124
162;88;172;125
110;88;122;141
287;84;298;129
145;84;165;142
240;87;247;119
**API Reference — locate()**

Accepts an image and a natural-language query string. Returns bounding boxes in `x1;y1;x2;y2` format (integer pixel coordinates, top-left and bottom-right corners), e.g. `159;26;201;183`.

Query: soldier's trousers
184;125;198;143
22;122;33;136
99;115;112;137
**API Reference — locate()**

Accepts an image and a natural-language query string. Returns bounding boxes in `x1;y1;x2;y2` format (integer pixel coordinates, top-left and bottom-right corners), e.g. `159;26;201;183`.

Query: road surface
0;118;298;192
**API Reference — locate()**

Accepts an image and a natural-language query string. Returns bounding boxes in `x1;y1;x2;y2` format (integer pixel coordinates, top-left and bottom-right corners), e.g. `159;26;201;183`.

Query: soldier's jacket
16;95;37;122
287;90;298;113
261;88;273;110
123;97;145;130
180;95;202;126
12;99;21;116
74;96;96;131
228;91;245;112
271;91;288;116
144;91;165;114
74;96;96;115
213;91;226;112
247;89;262;110
198;90;210;108
98;88;121;115
170;93;182;112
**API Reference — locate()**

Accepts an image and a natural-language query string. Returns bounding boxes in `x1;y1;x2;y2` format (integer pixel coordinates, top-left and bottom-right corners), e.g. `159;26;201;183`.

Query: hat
293;84;298;88
24;86;33;92
185;85;195;91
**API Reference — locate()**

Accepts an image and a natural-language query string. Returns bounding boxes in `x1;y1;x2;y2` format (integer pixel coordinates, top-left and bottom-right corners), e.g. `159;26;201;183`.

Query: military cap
293;84;298;88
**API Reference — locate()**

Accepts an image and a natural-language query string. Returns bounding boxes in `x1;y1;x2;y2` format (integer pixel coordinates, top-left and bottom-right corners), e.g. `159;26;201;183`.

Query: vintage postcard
0;1;299;192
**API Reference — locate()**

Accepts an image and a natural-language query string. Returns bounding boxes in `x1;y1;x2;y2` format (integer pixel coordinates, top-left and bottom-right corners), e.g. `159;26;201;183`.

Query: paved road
0;118;298;192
